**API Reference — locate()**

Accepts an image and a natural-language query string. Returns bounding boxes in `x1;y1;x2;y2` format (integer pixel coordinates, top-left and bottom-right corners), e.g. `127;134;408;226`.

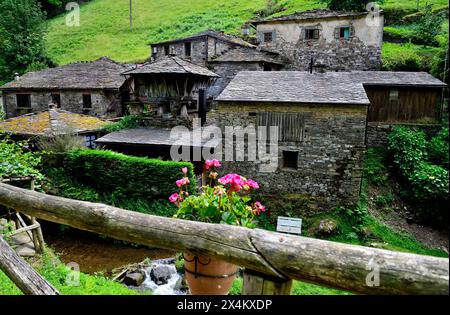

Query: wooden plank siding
257;112;305;142
365;86;442;123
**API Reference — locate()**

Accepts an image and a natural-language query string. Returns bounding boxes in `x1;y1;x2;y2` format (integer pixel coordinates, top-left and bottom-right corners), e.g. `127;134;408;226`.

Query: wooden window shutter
314;29;320;39
272;31;277;42
349;25;355;38
334;27;340;39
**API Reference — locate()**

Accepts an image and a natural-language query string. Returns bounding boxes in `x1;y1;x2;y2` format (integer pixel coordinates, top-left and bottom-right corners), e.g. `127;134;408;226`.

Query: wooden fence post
242;269;293;295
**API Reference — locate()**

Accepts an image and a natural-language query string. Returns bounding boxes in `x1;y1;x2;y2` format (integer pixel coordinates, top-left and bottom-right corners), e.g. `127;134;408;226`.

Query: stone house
0;57;130;119
215;71;370;210
250;9;384;71
149;30;284;97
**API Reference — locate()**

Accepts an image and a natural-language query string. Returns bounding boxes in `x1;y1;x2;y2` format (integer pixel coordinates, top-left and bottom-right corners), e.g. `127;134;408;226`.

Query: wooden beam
242;269;293;295
0;236;59;295
0;183;448;295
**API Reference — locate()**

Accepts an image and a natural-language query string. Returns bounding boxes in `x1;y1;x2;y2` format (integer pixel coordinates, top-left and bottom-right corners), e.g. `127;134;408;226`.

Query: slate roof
122;55;219;77
0;57;129;90
347;71;447;88
216;71;371;105
251;9;370;25
96;127;221;149
210;47;284;65
150;30;255;48
0;109;108;136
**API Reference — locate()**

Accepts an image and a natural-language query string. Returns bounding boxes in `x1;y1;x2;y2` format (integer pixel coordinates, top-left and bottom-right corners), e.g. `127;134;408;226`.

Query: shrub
64;148;196;201
102;115;141;133
387;127;427;174
387;127;449;225
0;137;45;188
428;127;449;169
382;50;422;71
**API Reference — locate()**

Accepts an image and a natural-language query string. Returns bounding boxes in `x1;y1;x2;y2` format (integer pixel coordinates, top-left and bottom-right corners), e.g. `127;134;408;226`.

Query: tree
320;0;383;12
0;0;48;83
414;5;445;47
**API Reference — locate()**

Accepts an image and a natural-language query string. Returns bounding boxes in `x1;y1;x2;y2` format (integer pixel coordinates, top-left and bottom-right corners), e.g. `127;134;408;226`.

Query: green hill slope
45;0;448;65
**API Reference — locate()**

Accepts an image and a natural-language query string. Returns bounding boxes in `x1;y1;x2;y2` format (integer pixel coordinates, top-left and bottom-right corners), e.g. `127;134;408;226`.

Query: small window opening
305;29;320;40
16;94;31;108
263;32;273;43
83;94;92;109
185;42;192;57
340;27;351;39
389;89;399;102
263;65;272;71
85;134;97;149
164;45;170;56
51;94;61;108
282;151;299;169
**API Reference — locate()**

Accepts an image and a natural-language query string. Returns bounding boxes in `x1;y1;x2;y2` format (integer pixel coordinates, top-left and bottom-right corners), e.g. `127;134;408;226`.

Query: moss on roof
0;110;108;136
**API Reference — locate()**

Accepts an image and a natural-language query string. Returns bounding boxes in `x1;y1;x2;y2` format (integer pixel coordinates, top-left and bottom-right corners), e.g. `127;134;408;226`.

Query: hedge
64;149;196;201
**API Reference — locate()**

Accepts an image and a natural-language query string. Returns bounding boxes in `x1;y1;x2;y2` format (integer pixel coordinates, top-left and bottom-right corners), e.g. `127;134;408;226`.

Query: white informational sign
276;217;302;235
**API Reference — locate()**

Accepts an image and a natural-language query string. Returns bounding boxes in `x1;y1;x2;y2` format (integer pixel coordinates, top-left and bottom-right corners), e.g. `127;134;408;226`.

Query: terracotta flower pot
183;252;238;295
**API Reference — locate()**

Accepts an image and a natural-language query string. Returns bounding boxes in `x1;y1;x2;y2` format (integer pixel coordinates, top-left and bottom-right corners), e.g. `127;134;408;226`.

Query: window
82;94;92;109
263;32;273;43
51;93;61;108
282;151;298;169
263;65;272;71
185;42;192;57
16;94;31;108
85;134;97;149
389;89;399;102
305;28;320;40
339;27;351;39
164;45;170;56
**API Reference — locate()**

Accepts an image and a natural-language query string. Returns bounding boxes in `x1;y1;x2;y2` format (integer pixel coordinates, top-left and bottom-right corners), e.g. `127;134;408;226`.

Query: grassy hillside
45;0;448;65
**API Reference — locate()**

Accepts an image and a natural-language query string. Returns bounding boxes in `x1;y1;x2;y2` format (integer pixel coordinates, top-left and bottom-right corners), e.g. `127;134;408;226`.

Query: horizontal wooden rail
0;183;448;295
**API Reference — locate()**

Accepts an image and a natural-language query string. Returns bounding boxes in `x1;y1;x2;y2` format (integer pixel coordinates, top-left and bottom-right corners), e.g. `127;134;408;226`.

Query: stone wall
256;14;384;70
3;89;122;119
213;102;368;211
366;122;442;147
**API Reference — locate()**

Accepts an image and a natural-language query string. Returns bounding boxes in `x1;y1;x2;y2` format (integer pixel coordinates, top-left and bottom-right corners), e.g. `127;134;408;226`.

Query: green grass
382;0;448;10
44;0;447;65
0;248;143;295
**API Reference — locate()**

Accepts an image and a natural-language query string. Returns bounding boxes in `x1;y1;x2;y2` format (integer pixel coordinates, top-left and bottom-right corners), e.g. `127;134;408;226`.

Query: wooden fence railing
0;183;448;295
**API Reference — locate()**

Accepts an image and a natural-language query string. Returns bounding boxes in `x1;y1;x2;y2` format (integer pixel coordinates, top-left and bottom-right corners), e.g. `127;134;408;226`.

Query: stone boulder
150;264;176;285
309;218;339;237
124;271;145;286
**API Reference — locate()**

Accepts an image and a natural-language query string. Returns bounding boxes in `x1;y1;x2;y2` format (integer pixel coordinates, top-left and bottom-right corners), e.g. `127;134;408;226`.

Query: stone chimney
48;102;62;135
14;73;20;81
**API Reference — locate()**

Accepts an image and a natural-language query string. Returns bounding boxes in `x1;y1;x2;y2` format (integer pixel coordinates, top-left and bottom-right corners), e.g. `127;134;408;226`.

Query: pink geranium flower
205;159;222;170
176;178;190;188
245;179;260;190
252;201;266;215
219;174;248;192
181;167;188;174
169;193;179;203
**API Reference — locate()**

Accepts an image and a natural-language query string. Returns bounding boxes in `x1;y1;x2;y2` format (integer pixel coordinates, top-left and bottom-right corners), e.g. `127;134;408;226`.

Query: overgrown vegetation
101;115;141;133
0;137;45;188
0;0;50;84
319;0;382;12
387;126;449;225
